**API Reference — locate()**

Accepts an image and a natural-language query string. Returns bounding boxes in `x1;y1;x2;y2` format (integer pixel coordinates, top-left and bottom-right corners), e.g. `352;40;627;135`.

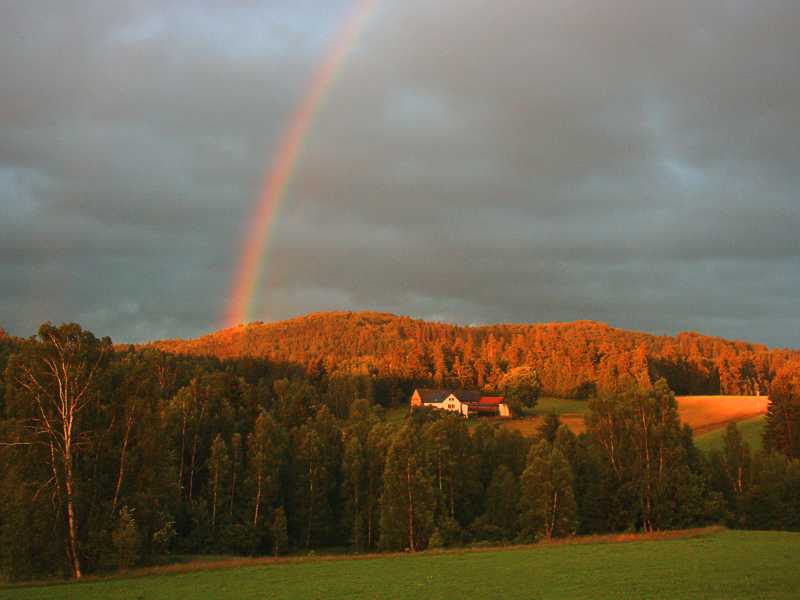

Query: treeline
0;324;799;582
151;311;800;399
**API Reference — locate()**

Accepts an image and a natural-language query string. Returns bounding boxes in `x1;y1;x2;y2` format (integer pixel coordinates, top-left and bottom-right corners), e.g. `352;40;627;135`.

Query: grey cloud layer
1;0;798;346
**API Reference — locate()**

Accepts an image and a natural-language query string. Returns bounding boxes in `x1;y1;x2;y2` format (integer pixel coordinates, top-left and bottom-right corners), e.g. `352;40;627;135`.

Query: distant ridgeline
148;311;799;398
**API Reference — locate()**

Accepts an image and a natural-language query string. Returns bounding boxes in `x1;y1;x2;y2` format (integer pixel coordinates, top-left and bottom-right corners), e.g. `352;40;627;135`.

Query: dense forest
0;321;799;582
151;312;800;399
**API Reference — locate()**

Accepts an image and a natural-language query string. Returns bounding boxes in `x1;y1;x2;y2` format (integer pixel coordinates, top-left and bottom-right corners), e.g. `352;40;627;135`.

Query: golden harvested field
498;395;768;438
675;395;769;434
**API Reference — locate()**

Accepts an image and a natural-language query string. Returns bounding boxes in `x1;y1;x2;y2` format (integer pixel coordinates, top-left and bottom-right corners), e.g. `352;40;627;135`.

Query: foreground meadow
6;529;798;600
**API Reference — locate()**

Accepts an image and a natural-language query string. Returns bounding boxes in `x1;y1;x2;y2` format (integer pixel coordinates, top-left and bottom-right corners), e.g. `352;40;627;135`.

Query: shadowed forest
0;315;798;582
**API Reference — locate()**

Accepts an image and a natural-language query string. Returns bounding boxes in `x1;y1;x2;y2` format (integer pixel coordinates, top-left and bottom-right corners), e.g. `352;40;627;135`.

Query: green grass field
531;396;590;416
6;529;799;600
694;415;766;453
382;405;411;424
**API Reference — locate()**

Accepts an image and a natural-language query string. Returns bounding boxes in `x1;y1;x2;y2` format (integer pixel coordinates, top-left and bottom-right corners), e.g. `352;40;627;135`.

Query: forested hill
148;311;799;398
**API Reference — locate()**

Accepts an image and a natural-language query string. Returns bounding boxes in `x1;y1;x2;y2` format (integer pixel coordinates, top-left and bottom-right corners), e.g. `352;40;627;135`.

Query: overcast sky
1;1;799;347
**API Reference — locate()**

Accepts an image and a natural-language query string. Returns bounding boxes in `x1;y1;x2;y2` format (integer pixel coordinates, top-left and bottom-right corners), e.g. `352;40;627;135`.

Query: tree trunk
353;479;360;549
449;476;455;518
189;431;198;502
406;460;415;551
603;413;619;474
229;439;239;520
737;464;744;497
306;471;315;548
367;501;373;550
63;443;82;579
187;391;205;503
366;474;375;550
178;404;187;500
212;468;218;530
112;408;134;514
230;468;237;520
783;403;794;456
640;406;653;530
253;472;262;527
547;489;558;541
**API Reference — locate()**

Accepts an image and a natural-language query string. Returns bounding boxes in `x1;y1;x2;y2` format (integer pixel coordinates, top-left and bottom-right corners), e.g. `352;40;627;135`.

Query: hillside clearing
6;529;798;600
695;415;767;453
496;395;768;439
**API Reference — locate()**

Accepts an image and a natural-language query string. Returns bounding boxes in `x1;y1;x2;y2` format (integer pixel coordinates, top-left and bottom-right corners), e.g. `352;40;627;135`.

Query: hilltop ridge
146;311;797;398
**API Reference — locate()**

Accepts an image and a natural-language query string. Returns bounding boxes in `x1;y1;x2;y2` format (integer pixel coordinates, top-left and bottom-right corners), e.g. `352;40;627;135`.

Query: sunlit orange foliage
146;311;799;399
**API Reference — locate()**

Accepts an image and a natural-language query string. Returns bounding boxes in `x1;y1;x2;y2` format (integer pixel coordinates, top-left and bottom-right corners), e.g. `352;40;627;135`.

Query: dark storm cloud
1;1;799;346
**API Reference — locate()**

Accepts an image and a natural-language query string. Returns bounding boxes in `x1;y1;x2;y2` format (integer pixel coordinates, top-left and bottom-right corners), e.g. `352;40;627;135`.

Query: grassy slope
7;530;799;600
694;415;766;453
482;397;591;436
504;395;768;439
533;397;591;415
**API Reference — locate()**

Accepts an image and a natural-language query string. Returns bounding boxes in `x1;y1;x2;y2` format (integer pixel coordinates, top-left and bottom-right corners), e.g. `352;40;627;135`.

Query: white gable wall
424;394;469;416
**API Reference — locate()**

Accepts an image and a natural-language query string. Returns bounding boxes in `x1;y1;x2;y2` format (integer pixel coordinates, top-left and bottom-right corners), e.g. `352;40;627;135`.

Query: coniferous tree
294;406;341;547
341;398;380;550
709;423;752;526
482;465;520;538
342;433;367;550
745;452;794;530
247;412;285;529
519;440;577;540
764;362;800;458
364;422;393;549
271;507;289;556
423;414;478;527
538;413;561;443
379;421;435;551
112;506;140;571
553;425;578;469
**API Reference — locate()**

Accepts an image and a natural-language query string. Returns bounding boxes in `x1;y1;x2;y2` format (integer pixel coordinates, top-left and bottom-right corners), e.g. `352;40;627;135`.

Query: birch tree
208;434;230;531
12;323;109;579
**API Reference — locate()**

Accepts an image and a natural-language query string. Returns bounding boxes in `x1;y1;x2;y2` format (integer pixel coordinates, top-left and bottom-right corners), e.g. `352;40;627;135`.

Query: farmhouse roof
414;389;451;403
414;388;482;404
455;390;482;403
478;396;505;405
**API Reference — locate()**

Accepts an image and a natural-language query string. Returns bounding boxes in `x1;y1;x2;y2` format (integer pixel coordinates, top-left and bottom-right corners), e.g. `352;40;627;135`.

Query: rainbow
225;0;378;328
